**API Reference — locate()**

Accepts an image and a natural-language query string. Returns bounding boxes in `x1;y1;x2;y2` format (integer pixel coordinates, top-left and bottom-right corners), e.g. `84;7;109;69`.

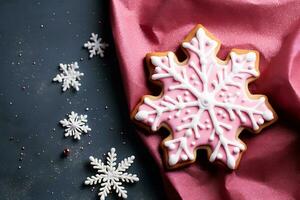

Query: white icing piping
152;53;202;98
164;137;194;166
135;27;274;168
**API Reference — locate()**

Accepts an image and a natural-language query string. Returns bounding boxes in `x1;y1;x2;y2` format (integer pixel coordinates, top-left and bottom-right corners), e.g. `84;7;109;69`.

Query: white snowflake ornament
84;148;139;200
133;25;277;170
53;62;84;92
60;111;91;140
84;33;109;58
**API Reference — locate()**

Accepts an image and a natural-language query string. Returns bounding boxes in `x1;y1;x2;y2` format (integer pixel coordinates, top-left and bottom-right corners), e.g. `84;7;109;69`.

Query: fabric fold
110;0;300;199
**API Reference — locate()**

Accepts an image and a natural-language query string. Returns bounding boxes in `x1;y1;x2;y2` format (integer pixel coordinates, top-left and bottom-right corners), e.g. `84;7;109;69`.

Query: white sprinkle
246;52;256;62
185;129;192;137
155;67;162;72
217;153;223;159
168;143;176;150
184;96;190;102
233;147;240;154
181;154;188;161
148;118;154;123
258;117;264;125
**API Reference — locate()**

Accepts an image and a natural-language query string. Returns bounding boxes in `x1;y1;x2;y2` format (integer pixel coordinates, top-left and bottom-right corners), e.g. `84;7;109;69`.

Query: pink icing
134;26;275;169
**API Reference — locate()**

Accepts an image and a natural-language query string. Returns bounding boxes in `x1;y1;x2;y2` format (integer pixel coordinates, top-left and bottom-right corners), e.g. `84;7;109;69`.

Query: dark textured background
0;0;165;199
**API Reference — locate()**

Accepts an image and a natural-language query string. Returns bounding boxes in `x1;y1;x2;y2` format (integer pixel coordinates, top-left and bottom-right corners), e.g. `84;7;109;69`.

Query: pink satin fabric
110;0;300;199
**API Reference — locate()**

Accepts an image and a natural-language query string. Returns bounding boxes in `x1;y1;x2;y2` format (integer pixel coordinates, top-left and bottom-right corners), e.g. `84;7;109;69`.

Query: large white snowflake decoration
53;62;84;92
84;33;109;58
134;25;276;169
60;111;91;140
84;148;139;200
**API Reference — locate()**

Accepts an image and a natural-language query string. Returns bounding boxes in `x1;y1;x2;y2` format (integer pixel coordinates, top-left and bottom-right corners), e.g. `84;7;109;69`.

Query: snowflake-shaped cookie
60;111;91;140
84;33;109;58
53;62;84;92
84;148;139;200
133;25;277;169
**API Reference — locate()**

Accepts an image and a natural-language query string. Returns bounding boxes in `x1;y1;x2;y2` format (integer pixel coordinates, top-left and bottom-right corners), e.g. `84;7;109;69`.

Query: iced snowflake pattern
134;25;276;169
53;62;84;92
60;111;91;140
84;33;109;58
84;148;139;200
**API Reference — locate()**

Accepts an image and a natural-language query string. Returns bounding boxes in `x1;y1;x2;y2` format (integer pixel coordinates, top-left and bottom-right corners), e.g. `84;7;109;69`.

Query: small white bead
185;129;192;137
233;147;240;154
199;124;205;130
135;110;148;121
155;67;162;72
217;153;223;159
168;143;176;150
258;117;264;125
181;154;188;161
148;118;154;123
184;97;190;102
246;52;256;62
263;110;274;121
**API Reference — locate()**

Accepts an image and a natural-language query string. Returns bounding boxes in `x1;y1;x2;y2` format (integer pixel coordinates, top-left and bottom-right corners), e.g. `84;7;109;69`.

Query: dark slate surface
0;0;165;199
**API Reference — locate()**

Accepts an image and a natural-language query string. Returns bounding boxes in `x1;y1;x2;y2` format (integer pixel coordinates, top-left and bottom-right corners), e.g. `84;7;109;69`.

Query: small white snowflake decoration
84;33;109;58
84;148;139;200
60;111;91;140
53;62;84;92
